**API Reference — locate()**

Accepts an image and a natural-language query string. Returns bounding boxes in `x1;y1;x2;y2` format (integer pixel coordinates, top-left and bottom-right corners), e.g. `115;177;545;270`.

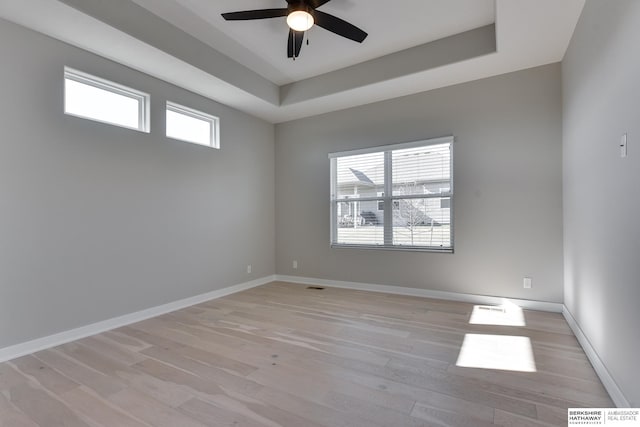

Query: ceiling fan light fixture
222;0;368;59
287;10;314;32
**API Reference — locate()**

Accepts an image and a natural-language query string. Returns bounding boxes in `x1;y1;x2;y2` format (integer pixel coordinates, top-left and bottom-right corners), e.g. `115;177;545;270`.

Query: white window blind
329;137;453;252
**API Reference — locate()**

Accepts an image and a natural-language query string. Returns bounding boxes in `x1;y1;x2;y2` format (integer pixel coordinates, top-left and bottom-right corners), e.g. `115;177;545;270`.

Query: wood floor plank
294;349;541;419
137;346;263;397
32;349;126;398
57;342;127;377
411;393;496;426
7;383;90;427
177;398;269;427
58;387;149;427
411;402;496;427
121;324;281;372
387;358;575;414
0;363;29;391
232;321;393;366
494;409;556;427
132;357;263;404
112;366;194;408
247;354;416;414
251;386;381;427
0;282;613;426
151;341;258;377
76;335;148;366
102;330;152;351
536;403;570;425
445;365;612;408
179;395;331;427
0;392;39;427
108;387;207;427
322;390;429;427
9;354;79;395
39;346;192;407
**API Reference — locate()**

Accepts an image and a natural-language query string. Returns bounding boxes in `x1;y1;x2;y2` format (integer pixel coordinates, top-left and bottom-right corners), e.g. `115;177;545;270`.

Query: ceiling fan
221;0;368;59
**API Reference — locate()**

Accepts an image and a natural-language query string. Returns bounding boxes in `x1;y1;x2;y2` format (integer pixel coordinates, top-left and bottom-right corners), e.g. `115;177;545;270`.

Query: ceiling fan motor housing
287;1;312;14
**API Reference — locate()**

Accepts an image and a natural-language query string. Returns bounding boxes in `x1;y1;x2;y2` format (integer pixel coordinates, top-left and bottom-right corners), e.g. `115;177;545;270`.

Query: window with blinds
329;136;453;252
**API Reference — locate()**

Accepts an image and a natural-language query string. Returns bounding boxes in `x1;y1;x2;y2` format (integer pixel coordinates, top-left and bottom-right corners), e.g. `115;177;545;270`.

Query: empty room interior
0;0;639;426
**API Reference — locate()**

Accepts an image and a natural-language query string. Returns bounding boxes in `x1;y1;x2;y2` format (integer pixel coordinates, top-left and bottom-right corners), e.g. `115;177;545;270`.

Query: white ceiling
0;0;585;123
129;0;496;85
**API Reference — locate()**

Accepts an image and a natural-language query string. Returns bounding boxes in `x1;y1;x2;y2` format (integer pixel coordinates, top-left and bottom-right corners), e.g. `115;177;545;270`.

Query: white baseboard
562;306;630;408
275;275;563;313
0;275;276;364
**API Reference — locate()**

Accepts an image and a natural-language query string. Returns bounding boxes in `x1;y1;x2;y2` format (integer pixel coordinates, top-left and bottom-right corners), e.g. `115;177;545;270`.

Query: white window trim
165;101;220;149
329;136;454;253
328;136;453;159
64;67;150;133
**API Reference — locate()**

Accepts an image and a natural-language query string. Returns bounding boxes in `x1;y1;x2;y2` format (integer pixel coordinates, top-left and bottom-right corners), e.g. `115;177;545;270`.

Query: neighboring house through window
329;136;453;252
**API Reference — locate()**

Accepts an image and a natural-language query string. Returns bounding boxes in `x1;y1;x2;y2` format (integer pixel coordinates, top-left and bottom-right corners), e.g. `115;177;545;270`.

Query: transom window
166;102;220;149
64;67;149;132
329;136;453;252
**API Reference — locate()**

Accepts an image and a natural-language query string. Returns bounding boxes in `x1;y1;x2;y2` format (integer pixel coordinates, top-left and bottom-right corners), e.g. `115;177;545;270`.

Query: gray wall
563;0;640;406
0;19;275;349
275;64;564;303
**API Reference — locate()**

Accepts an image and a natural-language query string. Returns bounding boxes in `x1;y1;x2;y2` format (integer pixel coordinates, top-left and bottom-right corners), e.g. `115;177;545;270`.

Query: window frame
165;101;220;149
64;67;150;133
329;136;454;253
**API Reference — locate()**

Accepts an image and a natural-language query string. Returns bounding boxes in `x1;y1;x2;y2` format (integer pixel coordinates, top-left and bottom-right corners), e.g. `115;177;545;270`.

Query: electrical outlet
293;260;298;269
247;265;252;274
523;277;532;289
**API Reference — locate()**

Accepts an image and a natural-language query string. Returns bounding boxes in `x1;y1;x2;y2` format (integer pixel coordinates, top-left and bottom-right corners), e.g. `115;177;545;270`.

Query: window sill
331;244;454;253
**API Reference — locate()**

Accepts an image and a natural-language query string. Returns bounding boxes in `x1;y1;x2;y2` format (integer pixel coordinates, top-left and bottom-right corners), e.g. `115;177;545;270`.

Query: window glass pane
392;143;451;196
336;152;384;199
392;197;451;248
336;207;384;246
65;79;141;130
377;192;384;210
166;108;214;147
330;137;453;252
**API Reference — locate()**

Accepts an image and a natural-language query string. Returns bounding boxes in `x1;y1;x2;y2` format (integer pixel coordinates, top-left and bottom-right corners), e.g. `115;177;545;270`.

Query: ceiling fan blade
313;10;367;43
222;9;288;21
287;29;305;58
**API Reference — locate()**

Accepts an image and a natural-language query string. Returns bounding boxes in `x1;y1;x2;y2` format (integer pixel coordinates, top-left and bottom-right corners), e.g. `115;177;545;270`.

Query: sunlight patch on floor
456;334;537;372
469;301;526;327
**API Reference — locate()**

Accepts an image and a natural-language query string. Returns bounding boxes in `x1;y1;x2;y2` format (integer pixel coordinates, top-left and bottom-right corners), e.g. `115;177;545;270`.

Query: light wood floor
0;281;612;426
